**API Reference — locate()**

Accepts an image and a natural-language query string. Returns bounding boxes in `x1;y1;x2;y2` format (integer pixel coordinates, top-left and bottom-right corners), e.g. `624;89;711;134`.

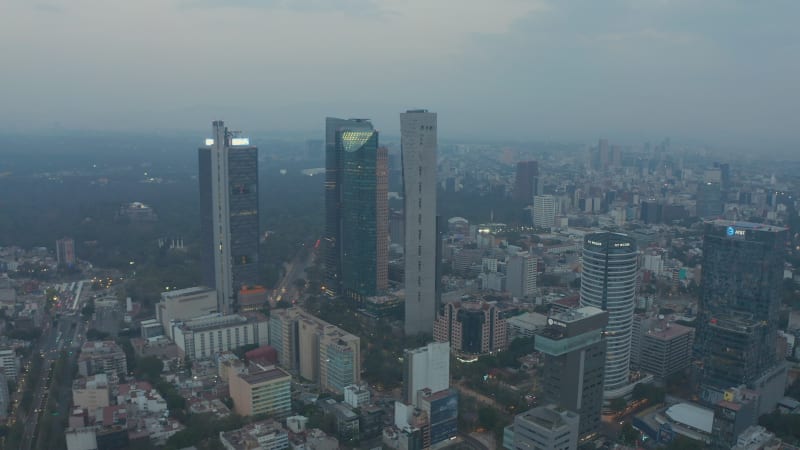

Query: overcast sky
1;0;798;150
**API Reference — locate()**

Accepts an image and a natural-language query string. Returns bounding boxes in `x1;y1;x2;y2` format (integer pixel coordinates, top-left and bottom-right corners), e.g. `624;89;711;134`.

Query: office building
171;313;269;361
344;384;371;408
696;182;723;219
56;237;76;267
580;232;638;395
631;316;694;382
434;300;509;357
697;220;787;404
506;252;537;299
199;121;260;314
268;308;361;394
402;109;438;336
418;388;459;446
532;195;556;229
536;306;607;440
323;117;374;296
229;366;292;418
512;404;579;450
0;348;19;381
78;341;128;378
403;341;450;406
513;160;540;204
156;286;218;339
0;373;8;421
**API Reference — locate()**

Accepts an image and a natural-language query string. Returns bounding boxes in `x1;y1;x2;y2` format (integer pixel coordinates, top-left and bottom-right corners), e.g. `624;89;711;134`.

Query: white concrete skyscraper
579;232;638;397
401;110;437;336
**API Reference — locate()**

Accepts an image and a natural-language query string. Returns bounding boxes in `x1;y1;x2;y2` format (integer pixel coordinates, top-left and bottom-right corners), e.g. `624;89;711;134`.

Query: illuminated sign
547;318;567;328
726;226;745;237
613;242;630;247
587;240;603;246
204;138;214;146
231;137;250;146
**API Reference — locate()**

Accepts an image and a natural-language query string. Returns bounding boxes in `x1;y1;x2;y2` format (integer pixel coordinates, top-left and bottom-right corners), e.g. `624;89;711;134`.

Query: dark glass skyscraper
199;121;260;314
697;220;787;403
324;118;387;300
513;160;539;204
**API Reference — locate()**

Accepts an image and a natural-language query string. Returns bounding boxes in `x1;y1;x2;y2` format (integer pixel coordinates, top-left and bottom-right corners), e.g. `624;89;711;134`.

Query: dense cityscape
2;2;800;450
0;116;798;450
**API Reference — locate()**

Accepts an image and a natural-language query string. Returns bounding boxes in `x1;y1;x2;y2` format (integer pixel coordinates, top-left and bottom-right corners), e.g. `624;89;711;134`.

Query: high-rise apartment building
323;118;387;300
535;306;608;440
56;237;76;267
403;342;450;406
506;252;537;299
513;161;539;204
532;195;556;229
199;121;260;314
401;110;438;336
697;220;787;404
580;232;638;396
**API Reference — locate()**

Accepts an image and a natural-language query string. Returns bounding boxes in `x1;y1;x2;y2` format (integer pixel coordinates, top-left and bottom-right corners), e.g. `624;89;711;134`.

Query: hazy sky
1;0;798;149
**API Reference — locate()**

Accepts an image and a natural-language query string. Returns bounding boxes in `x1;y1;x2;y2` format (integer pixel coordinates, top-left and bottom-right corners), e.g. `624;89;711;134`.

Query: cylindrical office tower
580;232;638;393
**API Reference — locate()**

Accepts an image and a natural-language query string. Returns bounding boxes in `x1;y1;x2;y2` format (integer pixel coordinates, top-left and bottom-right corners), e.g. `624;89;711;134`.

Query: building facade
156;286;218;339
402;110;438;336
268;308;361;394
56;237;76;267
0;348;19;381
78;341;128;379
532;195;556;229
199;121;260;314
632;318;694;382
580;232;638;395
513;160;540;204
506;252;537;299
403;341;450;406
512;404;579;450
697;220;787;404
172;313;269;361
433;300;508;357
229;367;292;418
323;117;374;296
535;306;607;440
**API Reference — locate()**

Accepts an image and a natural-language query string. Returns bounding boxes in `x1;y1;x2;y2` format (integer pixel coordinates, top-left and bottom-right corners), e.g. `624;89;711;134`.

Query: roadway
271;241;317;305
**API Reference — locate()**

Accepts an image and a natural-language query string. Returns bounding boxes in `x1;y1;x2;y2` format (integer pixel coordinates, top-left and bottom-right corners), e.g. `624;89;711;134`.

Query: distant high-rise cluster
199;121;260;314
56;237;76;267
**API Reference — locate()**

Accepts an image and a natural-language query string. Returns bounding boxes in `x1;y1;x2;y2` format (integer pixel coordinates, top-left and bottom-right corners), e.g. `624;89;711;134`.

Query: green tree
478;406;499;430
619;422;639;445
135;356;164;383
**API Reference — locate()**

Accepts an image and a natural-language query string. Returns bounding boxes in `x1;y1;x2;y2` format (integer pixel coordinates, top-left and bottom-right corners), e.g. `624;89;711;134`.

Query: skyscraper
696;181;723;218
199;121;260;314
532;195;556;229
323;118;388;300
403;341;450;406
513;160;539;204
697;220;787;403
580;232;638;396
56;237;76;267
402;110;437;336
535;306;608;439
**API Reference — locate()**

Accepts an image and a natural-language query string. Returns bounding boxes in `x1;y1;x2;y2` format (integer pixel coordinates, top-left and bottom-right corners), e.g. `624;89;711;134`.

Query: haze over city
1;0;799;153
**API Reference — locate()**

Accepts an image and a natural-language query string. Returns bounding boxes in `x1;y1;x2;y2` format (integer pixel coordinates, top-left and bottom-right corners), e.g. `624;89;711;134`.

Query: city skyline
1;1;799;153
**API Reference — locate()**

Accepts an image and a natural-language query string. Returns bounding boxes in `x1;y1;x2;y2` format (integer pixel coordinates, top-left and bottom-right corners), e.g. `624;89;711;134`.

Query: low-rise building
220;419;289;450
78;341;128;378
343;384;370;408
72;373;111;412
172;313;269;361
512;404;579;450
156;286;217;339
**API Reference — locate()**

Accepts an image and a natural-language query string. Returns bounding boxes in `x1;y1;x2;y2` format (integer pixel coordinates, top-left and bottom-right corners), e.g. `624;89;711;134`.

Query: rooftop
239;367;291;385
664;403;714;434
707;219;787;233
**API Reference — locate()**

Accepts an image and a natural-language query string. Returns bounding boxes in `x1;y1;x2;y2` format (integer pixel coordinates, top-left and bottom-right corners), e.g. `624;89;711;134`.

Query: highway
271;241;317;306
